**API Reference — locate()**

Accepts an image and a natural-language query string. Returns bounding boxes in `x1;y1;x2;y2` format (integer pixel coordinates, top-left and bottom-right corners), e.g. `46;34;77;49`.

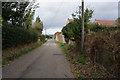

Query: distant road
3;39;74;78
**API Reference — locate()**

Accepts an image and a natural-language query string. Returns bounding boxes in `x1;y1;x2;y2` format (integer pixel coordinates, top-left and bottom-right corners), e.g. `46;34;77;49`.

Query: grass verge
55;40;88;79
2;40;48;66
55;41;68;56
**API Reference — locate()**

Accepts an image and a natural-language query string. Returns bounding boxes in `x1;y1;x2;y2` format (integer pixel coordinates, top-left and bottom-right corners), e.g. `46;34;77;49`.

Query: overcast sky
32;0;119;35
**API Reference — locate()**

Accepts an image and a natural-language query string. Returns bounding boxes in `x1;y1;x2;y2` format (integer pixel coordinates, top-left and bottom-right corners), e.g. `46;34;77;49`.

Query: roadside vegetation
2;22;39;49
56;41;107;78
2;40;47;66
59;5;120;78
2;2;48;66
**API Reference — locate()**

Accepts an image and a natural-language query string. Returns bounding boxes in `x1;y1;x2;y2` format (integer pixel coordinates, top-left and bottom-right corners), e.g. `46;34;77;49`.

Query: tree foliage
2;22;39;49
2;1;39;28
24;1;39;29
2;1;41;49
33;16;43;34
88;23;120;32
2;2;29;27
62;6;94;43
116;17;120;27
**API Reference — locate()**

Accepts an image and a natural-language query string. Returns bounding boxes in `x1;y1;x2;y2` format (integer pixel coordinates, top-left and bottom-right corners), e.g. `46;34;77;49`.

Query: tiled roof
55;32;61;35
94;19;116;26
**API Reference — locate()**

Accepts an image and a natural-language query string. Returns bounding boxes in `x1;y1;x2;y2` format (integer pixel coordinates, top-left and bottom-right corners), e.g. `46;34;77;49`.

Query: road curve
3;39;74;78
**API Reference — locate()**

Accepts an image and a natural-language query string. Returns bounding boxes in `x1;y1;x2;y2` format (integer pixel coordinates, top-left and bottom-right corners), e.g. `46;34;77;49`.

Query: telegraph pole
81;0;84;51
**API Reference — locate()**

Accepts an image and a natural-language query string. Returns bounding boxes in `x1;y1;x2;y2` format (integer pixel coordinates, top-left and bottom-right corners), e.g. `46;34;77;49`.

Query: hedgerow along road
3;39;74;78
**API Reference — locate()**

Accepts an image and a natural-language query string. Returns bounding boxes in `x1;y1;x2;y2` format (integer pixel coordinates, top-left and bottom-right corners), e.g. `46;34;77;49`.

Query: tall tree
24;1;39;29
62;6;93;41
33;16;43;35
2;1;39;28
62;6;93;51
2;2;29;27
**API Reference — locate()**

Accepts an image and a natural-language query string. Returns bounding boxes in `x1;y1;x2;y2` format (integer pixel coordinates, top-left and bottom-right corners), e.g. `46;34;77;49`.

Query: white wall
55;33;66;43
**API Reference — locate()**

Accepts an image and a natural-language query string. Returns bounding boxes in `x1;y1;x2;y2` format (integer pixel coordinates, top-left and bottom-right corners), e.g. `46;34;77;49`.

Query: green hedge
2;22;39;49
40;35;45;41
89;23;120;32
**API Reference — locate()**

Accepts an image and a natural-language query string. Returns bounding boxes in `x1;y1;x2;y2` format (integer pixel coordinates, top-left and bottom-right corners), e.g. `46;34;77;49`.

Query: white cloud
42;27;62;35
33;1;118;35
36;0;119;2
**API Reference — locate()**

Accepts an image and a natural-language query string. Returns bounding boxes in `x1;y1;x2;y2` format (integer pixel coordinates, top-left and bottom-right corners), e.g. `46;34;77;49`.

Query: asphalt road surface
3;39;74;78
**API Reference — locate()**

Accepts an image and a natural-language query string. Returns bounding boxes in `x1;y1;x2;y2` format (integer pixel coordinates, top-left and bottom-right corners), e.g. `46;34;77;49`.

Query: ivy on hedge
2;22;39;49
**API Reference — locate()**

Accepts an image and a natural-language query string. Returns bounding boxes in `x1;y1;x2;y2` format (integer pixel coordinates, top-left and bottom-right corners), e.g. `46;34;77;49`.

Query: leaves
2;2;29;27
2;22;39;49
62;6;94;43
2;1;39;28
33;16;43;34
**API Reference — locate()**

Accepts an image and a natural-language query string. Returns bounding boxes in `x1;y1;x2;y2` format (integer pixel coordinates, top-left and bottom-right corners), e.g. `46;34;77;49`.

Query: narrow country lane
3;39;74;78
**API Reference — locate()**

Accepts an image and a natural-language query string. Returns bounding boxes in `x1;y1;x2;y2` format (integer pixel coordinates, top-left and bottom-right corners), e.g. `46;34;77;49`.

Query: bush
89;23;120;32
85;31;120;77
40;35;45;41
67;45;75;50
2;22;39;49
77;56;87;65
